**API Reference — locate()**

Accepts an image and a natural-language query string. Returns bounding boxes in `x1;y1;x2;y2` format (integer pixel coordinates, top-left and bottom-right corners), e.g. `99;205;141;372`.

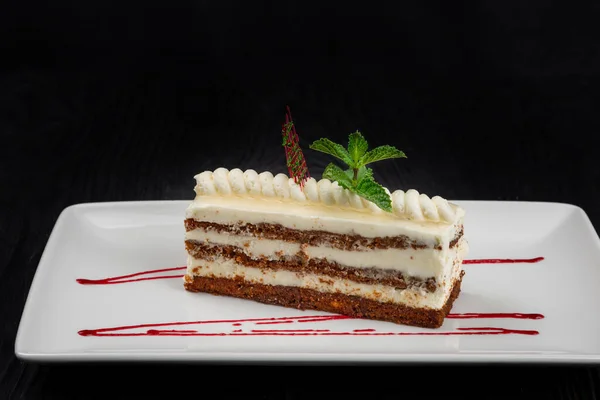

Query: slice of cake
184;117;467;329
184;167;467;328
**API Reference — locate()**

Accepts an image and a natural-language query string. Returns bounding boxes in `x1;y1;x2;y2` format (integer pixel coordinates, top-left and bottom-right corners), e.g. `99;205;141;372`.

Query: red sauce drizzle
76;266;186;285
448;313;544;320
78;314;542;338
78;326;538;337
463;257;544;264
251;329;330;333
256;320;294;325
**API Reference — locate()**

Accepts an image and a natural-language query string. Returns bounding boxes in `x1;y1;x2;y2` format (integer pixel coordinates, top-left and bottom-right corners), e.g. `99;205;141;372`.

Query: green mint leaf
347;131;369;165
322;163;353;190
355;176;393;212
359;145;406;166
309;138;353;167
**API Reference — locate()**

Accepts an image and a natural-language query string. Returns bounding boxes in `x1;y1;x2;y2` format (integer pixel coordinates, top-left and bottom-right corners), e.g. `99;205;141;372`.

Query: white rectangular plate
15;200;600;363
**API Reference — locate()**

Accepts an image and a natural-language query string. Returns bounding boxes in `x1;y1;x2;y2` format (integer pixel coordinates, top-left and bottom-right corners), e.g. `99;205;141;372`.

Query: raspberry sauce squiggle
78;314;541;337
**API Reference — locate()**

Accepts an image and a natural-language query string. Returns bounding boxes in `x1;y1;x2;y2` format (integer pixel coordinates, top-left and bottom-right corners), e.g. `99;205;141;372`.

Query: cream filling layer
186;229;466;280
186;242;466;310
186;196;464;244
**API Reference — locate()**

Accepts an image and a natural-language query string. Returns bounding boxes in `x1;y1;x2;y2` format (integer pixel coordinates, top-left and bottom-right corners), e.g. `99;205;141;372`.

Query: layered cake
183;168;468;328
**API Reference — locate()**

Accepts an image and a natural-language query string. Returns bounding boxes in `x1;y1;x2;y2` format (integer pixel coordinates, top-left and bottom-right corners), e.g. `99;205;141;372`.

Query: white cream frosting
193;168;460;223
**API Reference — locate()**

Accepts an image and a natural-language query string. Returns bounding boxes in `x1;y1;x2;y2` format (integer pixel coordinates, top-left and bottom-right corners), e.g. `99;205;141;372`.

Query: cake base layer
184;271;464;329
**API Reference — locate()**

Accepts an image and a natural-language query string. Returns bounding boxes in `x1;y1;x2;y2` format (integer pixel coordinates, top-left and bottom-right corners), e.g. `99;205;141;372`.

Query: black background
1;1;600;399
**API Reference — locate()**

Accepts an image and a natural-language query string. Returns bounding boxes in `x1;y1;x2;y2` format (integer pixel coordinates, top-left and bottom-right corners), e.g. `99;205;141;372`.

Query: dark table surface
2;1;600;399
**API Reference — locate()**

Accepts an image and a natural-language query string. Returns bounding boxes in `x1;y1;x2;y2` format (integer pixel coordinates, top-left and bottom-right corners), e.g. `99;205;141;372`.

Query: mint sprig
309;130;406;212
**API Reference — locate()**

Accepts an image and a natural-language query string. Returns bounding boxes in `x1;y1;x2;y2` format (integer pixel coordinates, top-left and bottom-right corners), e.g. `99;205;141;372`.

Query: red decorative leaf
281;106;310;187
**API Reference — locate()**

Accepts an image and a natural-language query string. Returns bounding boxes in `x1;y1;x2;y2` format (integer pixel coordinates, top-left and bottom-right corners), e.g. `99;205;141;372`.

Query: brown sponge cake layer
184;271;464;329
186;240;438;292
185;219;463;251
